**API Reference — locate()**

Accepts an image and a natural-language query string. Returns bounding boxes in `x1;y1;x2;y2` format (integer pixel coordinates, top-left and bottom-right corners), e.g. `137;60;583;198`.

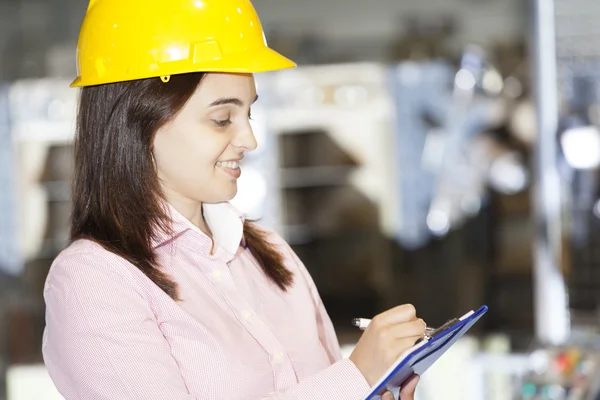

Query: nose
233;122;258;152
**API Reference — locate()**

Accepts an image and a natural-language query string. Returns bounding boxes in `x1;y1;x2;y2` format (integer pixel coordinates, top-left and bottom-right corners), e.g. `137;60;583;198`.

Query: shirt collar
152;202;245;255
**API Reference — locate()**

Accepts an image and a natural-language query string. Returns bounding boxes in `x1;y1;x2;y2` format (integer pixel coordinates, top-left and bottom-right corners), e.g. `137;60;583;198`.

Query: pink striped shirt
42;202;370;399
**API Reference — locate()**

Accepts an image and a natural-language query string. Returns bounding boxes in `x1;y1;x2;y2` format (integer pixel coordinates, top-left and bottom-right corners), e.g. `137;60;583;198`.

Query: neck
165;194;212;238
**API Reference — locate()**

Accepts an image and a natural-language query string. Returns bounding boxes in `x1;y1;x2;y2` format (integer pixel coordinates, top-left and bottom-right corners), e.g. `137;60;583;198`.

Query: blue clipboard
363;305;488;400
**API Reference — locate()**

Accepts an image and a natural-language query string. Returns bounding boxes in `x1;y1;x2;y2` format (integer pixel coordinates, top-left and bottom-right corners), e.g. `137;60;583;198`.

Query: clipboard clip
416;318;460;344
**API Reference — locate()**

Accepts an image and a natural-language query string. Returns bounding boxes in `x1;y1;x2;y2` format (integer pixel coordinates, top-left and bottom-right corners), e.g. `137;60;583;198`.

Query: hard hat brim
70;47;297;88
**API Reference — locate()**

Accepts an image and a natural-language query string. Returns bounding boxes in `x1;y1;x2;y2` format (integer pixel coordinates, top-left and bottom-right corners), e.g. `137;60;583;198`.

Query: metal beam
531;0;570;345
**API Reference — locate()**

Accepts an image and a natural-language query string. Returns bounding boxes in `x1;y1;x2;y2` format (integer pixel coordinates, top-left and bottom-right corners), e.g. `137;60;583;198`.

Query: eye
248;110;253;120
213;119;232;128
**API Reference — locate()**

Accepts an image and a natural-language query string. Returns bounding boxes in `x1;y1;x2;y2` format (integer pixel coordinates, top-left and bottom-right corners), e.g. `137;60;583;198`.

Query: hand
349;304;425;387
381;375;420;400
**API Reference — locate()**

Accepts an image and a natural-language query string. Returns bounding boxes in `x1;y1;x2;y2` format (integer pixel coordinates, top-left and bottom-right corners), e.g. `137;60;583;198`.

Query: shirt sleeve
43;251;195;400
258;359;371;400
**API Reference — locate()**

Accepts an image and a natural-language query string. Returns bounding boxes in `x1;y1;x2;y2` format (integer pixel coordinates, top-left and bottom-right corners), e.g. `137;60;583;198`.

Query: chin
215;185;238;203
223;192;237;202
199;178;238;203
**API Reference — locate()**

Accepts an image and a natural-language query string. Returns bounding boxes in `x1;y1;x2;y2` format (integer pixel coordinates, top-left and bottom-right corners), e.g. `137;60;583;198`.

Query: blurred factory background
2;0;600;399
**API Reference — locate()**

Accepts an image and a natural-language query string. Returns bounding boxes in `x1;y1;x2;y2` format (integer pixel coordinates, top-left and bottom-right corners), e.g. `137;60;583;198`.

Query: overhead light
560;125;600;169
593;199;600;219
503;76;523;99
455;69;476;91
426;209;450;236
482;68;504;96
489;152;528;194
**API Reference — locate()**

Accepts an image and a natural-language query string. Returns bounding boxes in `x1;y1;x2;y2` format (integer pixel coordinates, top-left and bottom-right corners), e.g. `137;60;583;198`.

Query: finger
395;336;426;349
386;336;425;363
375;304;417;326
383;319;426;340
400;374;420;400
382;391;395;400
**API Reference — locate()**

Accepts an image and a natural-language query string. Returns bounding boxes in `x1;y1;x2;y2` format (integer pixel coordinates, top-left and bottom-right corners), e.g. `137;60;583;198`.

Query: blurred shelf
40;181;70;202
284;224;383;245
35;239;68;260
279;166;356;188
284;224;313;245
12;121;74;144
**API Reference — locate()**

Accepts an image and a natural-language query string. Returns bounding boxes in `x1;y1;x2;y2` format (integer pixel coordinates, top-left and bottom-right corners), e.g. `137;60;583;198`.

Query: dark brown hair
71;72;293;299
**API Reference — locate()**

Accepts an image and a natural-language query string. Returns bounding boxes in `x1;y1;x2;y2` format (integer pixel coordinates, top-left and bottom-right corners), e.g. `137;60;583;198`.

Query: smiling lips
216;160;241;179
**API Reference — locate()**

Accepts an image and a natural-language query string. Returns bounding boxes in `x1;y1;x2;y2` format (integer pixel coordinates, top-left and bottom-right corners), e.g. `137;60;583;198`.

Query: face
153;73;258;206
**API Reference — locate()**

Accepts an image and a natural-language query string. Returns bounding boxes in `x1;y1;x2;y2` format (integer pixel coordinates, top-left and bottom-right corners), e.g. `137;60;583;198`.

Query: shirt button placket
269;348;297;390
272;350;284;364
218;273;296;390
242;310;253;322
212;270;223;282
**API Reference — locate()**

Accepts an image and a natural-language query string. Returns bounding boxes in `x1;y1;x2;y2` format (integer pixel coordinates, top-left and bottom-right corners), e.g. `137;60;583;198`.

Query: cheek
154;134;196;174
154;129;229;181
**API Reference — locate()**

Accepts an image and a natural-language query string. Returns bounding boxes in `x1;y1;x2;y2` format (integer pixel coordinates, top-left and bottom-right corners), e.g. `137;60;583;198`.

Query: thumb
382;391;395;400
400;374;420;400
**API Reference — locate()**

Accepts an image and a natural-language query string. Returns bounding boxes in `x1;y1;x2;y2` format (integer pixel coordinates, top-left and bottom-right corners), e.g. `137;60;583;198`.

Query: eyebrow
208;94;259;107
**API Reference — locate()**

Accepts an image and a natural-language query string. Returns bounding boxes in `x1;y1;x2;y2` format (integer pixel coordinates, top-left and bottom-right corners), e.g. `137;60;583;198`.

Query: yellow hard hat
71;0;296;87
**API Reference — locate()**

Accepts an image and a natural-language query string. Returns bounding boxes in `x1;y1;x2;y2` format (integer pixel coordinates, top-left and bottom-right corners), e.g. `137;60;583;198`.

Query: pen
350;318;372;331
351;318;439;336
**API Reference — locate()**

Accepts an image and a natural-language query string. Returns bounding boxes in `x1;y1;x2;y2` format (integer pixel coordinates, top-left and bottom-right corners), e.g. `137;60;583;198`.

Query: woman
42;1;426;399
